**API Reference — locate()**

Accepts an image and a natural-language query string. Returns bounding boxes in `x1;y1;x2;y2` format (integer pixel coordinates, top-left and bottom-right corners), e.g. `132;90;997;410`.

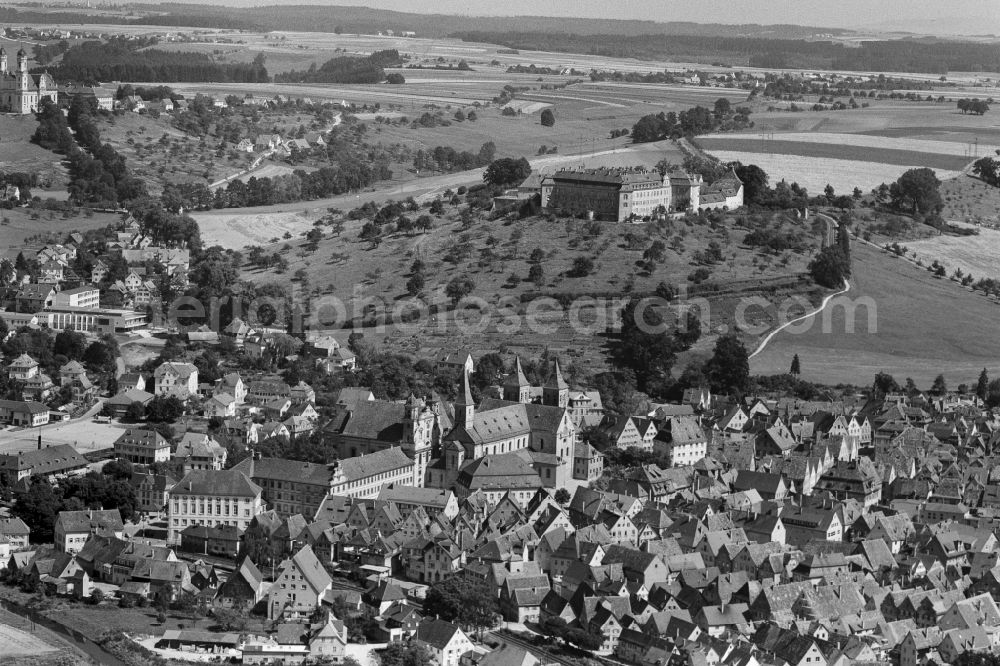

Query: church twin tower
502;357;569;408
455;358;569;430
0;47;58;114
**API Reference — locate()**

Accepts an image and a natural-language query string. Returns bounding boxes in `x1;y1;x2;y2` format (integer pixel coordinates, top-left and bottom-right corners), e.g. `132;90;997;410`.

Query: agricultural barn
156;630;239;653
699;168;745;211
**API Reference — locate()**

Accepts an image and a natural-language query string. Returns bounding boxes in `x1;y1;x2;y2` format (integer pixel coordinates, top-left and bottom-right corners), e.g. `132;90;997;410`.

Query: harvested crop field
745;102;1000;148
700;131;995;157
906;226;1000;280
698;150;962;193
198;209;321;247
696;138;971;171
860;125;1000;143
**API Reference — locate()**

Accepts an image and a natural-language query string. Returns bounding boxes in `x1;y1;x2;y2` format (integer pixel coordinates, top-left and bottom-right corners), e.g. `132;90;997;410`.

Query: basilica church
0;48;57;114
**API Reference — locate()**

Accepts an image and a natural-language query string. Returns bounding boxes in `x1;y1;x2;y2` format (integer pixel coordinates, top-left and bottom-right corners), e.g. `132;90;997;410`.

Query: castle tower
502;357;531;403
542;360;569;409
455;370;475;429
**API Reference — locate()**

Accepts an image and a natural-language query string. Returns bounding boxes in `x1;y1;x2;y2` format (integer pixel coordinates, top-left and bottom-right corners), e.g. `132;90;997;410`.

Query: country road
748;279;853;359
749;212;849;359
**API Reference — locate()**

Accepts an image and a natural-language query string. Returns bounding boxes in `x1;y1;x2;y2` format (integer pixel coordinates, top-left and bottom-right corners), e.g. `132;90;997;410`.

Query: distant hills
4;3;851;39
6;2;998;74
91;1;1000;39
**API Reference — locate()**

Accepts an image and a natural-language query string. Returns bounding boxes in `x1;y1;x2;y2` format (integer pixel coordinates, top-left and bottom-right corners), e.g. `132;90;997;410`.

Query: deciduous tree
422;576;499;639
889;168;943;215
704;333;750;395
483;157;531;187
808;246;850;289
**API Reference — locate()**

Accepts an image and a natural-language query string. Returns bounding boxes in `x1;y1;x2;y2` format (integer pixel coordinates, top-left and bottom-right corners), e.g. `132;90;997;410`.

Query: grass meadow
750;242;1000;386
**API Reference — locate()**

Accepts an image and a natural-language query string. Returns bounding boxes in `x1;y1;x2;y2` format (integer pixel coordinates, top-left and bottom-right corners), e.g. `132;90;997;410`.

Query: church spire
503;356;531;403
513;357;529;386
542;360;569;408
544;359;568;390
456;370;475;428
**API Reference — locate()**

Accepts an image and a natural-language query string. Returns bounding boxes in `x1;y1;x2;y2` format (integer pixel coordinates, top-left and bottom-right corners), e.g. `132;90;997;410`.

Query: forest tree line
31;96;147;208
162;159;392;211
39;38;269;85
451;31;1000;74
276;49;402;84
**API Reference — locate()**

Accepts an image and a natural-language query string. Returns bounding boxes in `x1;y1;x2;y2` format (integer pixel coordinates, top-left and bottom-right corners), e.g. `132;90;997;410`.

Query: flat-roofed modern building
40;307;147;334
51;286;101;310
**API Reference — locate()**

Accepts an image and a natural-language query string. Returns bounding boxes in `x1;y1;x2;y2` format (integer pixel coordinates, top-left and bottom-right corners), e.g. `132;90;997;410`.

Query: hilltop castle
0;48;57;114
540;166;744;221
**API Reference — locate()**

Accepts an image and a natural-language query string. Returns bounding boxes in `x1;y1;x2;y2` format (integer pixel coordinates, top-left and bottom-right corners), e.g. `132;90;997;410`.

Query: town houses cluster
3;308;1000;666
0;181;990;666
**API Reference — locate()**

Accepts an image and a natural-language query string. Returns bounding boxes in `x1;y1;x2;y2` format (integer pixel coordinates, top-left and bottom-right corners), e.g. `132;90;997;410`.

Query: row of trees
631;101;752;143
957;98;990;115
413;141;496;173
164;159;392;211
872;369;1000;409
68;96;149;206
762;72;935;97
32;95;149;208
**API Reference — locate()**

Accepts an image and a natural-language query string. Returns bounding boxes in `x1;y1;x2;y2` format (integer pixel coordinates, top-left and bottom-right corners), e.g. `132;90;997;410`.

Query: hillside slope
242;204;824;371
750;242;1000;386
